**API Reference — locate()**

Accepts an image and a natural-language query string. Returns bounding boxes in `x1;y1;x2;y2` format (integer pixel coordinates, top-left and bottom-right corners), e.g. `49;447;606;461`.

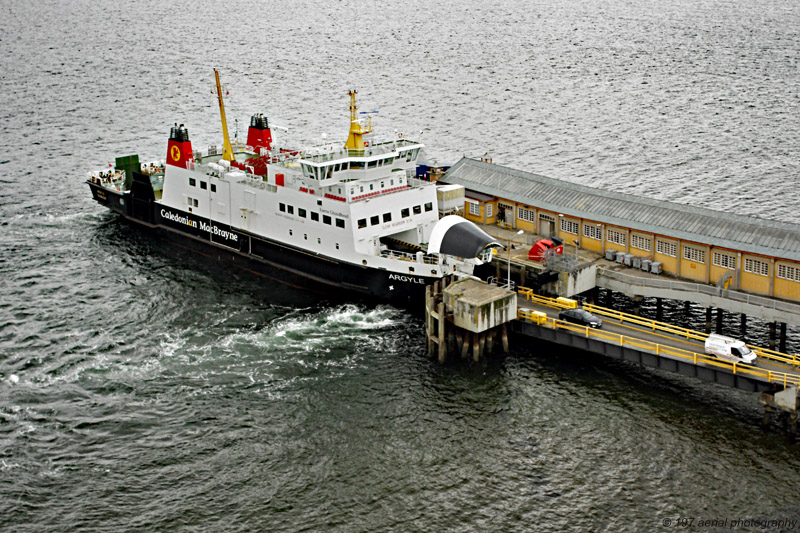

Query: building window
560;218;579;235
607;228;626;246
311;212;319;222
583;225;602;240
358;218;367;229
744;257;769;277
713;252;736;270
401;208;410;218
518;207;535;223
468;201;480;216
189;178;196;187
486;204;493;218
683;246;706;264
630;234;651;252
211;184;216;193
200;181;207;190
424;202;433;212
777;263;800;282
370;215;379;226
383;213;392;223
657;240;677;257
323;215;332;225
539;213;556;223
336;218;345;228
298;208;307;218
279;203;286;212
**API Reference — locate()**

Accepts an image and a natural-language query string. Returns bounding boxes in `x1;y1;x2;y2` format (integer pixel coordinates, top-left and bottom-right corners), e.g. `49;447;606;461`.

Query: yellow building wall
580;222;603;253
514;204;537;234
653;238;679;274
484;200;497;225
679;244;709;282
604;226;627;255
774;261;800;300
739;255;771;295
708;249;737;285
556;216;580;246
464;201;482;224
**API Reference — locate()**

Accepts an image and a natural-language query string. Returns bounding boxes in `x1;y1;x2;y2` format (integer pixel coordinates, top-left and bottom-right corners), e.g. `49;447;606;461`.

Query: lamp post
508;229;524;288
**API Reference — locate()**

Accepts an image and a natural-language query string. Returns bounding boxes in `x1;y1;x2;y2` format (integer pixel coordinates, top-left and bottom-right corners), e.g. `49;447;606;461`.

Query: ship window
336;243;340;250
311;212;319;222
298;208;307;218
370;215;379;226
367;161;376;169
424;202;433;212
360;186;364;193
304;233;307;240
289;229;293;236
383;213;392;223
318;237;321;244
211;184;217;193
413;205;422;215
401;208;410;218
200;181;207;190
369;184;374;191
381;181;385;188
287;205;294;215
189;178;196;187
193;199;198;207
323;215;332;225
337;187;342;194
336;218;345;228
187;197;192;206
279;203;286;212
358;218;367;228
390;179;394;186
351;162;363;169
409;267;415;273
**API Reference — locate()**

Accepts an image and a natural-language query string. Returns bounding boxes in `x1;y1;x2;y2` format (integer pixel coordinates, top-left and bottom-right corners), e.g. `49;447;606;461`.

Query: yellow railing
516;309;800;388
516;287;800;368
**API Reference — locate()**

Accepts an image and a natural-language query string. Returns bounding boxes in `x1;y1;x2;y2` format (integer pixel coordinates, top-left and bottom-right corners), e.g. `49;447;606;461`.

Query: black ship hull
88;182;438;304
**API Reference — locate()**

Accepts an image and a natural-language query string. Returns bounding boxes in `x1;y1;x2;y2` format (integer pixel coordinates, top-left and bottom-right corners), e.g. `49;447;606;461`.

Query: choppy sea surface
2;0;800;530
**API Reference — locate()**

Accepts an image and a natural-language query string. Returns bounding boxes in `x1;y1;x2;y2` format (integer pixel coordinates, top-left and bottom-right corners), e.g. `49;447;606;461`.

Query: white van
704;334;757;365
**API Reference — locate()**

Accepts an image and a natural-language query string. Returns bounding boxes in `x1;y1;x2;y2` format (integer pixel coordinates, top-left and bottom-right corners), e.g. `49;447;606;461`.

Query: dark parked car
558;308;603;328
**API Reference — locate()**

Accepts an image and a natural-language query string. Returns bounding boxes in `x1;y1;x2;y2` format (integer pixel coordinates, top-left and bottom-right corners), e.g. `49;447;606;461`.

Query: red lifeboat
528;238;564;262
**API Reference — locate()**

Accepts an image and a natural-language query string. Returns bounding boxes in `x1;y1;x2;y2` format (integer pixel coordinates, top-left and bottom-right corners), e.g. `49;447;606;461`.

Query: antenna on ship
344;90;373;151
213;69;235;162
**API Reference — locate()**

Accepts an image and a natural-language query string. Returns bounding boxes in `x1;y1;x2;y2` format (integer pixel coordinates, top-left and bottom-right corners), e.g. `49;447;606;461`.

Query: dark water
2;0;800;530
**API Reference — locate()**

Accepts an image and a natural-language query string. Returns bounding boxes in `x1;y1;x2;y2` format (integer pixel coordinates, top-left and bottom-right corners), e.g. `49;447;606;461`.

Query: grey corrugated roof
442;158;800;262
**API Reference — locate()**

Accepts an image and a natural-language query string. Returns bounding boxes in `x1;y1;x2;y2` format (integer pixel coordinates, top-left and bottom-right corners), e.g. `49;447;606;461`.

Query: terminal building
442;157;800;303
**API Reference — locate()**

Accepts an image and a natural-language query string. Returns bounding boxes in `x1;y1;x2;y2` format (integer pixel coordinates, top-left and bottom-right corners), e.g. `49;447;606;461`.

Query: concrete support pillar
605;289;612;309
769;322;777;350
684;300;691;318
715;308;723;334
779;323;787;353
705;307;713;334
632;295;643;316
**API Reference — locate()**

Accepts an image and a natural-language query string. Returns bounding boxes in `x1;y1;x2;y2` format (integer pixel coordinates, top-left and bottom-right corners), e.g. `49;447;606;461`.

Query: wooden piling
437;301;446;364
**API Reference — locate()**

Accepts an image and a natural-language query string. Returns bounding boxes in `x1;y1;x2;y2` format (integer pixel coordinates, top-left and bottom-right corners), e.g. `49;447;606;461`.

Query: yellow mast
214;69;235;162
344;90;372;150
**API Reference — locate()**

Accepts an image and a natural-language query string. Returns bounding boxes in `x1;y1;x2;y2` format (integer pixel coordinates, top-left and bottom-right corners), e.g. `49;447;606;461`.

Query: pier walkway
511;289;800;393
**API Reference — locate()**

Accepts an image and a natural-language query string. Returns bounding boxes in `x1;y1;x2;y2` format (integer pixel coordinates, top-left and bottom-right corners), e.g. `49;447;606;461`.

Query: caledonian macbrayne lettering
160;208;238;243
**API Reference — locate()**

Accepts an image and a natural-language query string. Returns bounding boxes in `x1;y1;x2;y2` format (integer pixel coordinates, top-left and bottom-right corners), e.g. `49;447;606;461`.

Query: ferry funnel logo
170;145;181;162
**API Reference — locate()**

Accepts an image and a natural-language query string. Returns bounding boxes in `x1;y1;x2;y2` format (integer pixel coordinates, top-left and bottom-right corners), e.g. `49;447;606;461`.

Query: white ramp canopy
428;215;503;258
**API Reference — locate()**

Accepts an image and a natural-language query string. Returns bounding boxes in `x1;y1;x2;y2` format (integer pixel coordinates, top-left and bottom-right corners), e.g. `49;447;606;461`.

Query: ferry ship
87;70;501;302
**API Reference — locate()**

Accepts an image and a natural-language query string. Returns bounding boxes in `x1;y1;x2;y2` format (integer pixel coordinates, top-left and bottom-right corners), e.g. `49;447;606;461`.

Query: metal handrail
516;310;800;387
597;268;800;315
516;287;800;367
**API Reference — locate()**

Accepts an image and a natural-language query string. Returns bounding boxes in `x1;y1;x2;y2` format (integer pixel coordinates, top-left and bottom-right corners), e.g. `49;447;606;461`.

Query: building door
539;213;556;237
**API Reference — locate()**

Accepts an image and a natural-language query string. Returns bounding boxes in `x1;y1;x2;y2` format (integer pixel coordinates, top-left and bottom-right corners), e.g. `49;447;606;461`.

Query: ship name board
388;273;425;284
160;208;239;243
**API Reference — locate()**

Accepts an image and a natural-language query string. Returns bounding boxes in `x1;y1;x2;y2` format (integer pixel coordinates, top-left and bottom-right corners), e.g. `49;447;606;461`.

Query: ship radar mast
213;69;235;162
344;90;373;150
